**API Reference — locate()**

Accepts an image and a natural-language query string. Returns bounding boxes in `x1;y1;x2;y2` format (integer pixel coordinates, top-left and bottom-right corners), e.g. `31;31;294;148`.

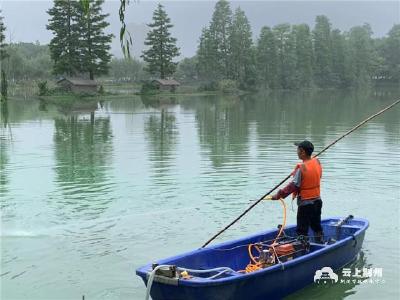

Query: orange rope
240;198;287;273
248;243;262;264
272;198;286;245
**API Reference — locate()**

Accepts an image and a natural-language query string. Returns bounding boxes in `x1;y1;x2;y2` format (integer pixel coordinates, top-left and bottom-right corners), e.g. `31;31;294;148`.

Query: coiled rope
240;198;286;273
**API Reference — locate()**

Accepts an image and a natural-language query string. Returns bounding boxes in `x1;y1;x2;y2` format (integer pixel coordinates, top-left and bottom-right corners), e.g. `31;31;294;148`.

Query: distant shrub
98;85;105;95
140;81;158;94
218;79;238;94
197;81;218;92
37;81;49;96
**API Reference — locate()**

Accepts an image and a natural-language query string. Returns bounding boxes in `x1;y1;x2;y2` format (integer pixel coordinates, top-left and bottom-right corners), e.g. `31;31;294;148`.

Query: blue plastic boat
136;217;368;300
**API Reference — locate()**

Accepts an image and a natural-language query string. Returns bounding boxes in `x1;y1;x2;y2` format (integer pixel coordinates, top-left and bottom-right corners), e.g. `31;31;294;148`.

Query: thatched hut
57;78;98;94
151;79;180;92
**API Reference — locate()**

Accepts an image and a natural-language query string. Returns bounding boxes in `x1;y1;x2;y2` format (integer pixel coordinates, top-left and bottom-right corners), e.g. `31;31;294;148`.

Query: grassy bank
8;80;397;103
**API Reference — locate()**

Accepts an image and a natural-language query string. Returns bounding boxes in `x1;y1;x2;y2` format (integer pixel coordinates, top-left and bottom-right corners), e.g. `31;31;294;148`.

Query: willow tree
141;3;180;79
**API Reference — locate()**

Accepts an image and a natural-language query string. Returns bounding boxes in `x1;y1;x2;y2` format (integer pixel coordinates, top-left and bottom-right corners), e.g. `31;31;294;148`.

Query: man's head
295;140;314;160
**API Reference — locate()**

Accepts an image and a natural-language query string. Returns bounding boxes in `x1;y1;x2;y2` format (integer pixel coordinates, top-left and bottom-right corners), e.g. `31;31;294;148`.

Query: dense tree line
108;57;147;82
375;24;400;83
1;42;148;83
1;0;399;89
195;0;400;89
47;0;113;80
2;43;53;81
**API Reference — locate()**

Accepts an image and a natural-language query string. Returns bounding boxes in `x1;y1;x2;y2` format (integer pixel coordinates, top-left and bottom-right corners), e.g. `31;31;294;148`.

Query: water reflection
1;101;9;128
189;88;400;169
144;107;178;184
0;135;9;202
0;86;399;300
141;94;178;109
193;95;250;168
52;112;114;220
285;251;372;300
0;101;10;207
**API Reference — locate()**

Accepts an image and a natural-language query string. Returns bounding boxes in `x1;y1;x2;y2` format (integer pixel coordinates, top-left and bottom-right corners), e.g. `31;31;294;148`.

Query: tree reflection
194;95;250;168
144;108;178;183
0;101;10;201
0;136;9;200
285;251;372;300
53;113;114;219
1;100;8;128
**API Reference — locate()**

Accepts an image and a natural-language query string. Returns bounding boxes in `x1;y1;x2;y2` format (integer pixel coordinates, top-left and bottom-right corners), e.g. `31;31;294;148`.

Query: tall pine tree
229;7;254;86
330;29;347;87
313;15;333;87
209;0;232;79
197;1;257;88
293;24;313;88
197;27;219;80
0;10;8;101
273;23;296;89
76;0;113;80
47;0;80;76
0;10;7;60
256;26;278;89
141;3;180;79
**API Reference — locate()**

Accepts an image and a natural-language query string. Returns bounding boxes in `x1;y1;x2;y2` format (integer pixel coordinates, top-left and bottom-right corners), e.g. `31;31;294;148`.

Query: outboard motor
336;215;354;240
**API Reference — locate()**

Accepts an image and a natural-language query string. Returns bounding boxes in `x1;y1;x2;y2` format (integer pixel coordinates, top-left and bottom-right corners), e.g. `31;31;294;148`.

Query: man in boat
264;140;324;243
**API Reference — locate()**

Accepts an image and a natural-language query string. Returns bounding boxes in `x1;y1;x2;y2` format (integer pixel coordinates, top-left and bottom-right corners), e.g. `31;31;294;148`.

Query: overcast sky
1;1;399;58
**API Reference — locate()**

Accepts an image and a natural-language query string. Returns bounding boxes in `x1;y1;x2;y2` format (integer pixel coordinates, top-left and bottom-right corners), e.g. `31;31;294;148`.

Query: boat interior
151;218;365;280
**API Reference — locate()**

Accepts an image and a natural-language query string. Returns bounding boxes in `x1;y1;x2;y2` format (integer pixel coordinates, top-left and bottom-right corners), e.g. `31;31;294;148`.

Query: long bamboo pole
201;99;400;248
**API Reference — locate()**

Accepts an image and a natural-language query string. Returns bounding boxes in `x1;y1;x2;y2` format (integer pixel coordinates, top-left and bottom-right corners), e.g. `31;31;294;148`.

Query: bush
140;81;158;94
98;85;105;95
218;79;238;94
197;81;218;92
37;81;49;96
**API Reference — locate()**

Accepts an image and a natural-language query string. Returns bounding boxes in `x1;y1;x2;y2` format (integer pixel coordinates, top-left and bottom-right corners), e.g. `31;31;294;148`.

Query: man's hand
263;195;274;201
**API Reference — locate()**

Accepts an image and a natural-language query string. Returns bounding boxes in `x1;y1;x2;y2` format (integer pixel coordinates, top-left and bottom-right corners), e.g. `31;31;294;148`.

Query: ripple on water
1;93;400;300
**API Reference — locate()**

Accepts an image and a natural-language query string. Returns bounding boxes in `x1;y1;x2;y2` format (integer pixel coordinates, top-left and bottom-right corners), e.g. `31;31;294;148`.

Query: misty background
2;1;399;59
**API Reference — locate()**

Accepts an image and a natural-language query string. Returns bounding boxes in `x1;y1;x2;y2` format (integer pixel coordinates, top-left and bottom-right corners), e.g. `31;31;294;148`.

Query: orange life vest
293;158;322;200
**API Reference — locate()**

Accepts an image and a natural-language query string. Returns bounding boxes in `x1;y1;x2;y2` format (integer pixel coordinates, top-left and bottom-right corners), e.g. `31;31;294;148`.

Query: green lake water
1;87;399;300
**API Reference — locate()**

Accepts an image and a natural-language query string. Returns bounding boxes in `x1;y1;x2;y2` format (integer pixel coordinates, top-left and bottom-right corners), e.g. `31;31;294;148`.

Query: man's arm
272;168;301;200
